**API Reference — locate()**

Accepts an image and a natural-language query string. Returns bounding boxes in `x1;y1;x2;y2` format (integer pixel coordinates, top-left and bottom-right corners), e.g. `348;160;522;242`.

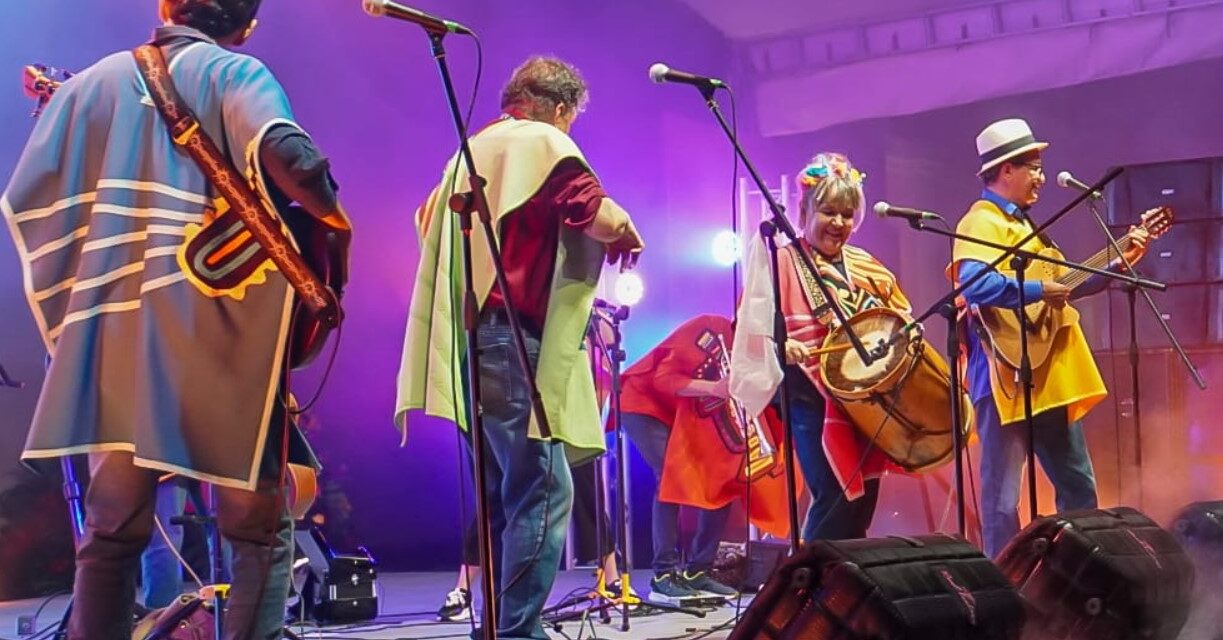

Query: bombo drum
819;307;970;473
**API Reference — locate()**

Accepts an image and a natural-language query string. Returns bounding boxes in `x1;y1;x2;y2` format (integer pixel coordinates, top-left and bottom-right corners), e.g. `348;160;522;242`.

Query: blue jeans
789;393;879;543
622;412;732;574
465;314;573;640
975;397;1098;557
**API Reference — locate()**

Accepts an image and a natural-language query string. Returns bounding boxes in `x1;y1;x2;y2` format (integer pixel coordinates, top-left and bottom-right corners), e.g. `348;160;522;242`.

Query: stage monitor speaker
1171;501;1223;640
727;534;1025;640
996;506;1193;640
294;526;378;624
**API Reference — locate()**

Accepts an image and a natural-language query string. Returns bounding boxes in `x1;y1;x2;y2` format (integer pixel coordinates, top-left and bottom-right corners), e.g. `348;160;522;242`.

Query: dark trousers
622;412;732;574
789;393;880;542
68;451;292;640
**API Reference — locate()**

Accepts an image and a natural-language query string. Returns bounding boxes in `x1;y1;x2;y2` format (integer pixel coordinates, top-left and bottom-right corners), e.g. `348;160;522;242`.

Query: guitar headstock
1138;206;1174;239
21;64;72;118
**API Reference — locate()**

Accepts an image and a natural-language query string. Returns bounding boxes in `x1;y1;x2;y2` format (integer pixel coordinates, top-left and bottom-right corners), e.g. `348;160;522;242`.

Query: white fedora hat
976;118;1048;175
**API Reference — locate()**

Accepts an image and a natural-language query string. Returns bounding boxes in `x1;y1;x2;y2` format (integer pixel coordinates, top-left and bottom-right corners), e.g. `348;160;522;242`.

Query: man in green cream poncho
395;57;644;639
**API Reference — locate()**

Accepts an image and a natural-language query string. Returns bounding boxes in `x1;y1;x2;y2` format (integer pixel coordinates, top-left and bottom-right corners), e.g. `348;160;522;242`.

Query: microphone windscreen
1055;171;1073;188
362;0;387;17
873;201;891;217
648;63;669;83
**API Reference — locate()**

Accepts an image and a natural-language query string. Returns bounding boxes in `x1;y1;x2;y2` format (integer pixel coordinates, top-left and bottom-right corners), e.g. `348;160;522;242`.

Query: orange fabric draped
619;314;795;538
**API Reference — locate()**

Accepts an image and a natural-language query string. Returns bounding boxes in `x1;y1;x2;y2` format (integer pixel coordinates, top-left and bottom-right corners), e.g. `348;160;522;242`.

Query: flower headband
798;156;865;190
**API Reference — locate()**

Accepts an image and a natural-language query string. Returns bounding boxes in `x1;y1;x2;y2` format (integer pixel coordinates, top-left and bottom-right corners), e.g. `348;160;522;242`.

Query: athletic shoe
437;587;472;621
648;572;699;604
682;570;738;598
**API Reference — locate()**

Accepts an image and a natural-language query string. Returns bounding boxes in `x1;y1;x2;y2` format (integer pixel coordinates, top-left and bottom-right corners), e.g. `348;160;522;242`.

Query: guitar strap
131;44;339;328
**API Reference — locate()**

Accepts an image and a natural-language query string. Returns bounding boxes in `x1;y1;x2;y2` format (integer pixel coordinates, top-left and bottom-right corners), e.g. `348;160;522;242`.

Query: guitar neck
1057;234;1135;289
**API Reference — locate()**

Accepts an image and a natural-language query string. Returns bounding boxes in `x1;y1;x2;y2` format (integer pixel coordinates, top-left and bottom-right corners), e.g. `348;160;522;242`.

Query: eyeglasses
1021;163;1045;176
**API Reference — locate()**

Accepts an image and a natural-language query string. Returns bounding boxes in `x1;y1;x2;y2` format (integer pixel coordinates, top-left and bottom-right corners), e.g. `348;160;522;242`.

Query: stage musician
619;314;791;603
395;56;644;639
731;153;911;543
950;118;1149;557
1;1;352;637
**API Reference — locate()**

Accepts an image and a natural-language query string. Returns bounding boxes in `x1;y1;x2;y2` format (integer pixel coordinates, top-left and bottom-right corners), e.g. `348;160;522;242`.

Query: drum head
822;308;910;394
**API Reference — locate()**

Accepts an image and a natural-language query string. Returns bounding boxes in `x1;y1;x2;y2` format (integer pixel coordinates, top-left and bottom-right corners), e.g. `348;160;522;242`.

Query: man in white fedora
947;118;1149;556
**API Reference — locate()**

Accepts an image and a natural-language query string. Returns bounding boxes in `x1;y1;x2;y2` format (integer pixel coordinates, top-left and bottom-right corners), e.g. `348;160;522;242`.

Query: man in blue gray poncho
1;1;351;638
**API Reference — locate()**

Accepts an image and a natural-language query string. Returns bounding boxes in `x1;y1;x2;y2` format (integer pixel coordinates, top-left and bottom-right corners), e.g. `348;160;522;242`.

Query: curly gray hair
500;56;589;122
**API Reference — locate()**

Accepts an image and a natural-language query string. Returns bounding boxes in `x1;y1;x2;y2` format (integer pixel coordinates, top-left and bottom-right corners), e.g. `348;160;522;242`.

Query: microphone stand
419;27;556;640
544;306;705;632
1079;198;1205;509
890;168;1162;530
688;81;875;552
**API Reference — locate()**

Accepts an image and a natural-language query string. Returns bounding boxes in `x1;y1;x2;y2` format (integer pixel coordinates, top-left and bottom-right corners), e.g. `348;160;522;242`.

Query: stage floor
0;570;749;639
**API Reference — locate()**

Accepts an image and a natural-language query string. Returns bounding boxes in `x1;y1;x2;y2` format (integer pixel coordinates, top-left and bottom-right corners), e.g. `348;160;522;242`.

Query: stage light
711;230;739;266
613;273;644;306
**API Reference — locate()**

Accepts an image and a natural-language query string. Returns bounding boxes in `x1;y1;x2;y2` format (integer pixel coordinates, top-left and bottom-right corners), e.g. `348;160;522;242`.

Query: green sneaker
682;570;738;598
648;572;699;604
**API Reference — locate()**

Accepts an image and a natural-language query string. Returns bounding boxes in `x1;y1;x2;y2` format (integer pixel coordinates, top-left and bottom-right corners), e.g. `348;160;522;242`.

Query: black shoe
682;570;738;598
438;587;473;621
648;572;699;604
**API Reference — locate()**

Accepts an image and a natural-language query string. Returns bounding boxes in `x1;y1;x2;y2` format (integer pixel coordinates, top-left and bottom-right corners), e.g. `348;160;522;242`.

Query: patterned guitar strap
131;44;339;328
790;245;843;327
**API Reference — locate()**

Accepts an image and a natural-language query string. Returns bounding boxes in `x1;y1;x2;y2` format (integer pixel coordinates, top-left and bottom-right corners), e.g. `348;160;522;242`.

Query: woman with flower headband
731;152;910;542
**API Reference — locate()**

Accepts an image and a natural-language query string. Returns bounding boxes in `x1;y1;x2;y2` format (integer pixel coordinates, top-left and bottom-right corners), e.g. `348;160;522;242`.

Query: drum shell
819;308;970;473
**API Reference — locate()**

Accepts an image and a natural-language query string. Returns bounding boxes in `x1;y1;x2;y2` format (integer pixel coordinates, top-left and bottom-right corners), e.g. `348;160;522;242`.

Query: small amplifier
295;526;378;623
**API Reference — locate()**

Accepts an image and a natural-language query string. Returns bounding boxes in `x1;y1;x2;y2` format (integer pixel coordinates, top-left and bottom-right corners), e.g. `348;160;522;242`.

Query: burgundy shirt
483;157;604;334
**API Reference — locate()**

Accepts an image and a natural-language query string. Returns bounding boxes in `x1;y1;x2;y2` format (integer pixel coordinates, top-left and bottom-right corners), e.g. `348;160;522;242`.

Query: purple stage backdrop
2;0;1223;601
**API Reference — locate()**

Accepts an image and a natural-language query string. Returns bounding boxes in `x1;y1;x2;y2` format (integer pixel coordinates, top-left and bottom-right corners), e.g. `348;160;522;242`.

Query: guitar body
975;246;1080;370
286;462;319;521
976;298;1080;370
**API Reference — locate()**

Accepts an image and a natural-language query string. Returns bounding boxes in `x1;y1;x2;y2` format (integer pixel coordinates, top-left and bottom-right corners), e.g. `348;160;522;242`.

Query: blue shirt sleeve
959;260;1045;309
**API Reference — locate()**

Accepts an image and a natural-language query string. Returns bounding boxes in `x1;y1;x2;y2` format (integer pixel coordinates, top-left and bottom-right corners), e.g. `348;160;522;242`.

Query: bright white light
711;230;739;266
613;272;644;306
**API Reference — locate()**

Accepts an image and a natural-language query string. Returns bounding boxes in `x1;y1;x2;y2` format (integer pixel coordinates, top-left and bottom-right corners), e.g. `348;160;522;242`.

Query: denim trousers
465;315;573;640
789;394;880;543
975;397;1098;557
621;412;732;574
69;451;293;640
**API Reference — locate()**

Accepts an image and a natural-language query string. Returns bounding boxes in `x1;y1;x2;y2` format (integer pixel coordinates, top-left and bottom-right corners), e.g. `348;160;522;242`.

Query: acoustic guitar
23;63;348;369
974;206;1173;370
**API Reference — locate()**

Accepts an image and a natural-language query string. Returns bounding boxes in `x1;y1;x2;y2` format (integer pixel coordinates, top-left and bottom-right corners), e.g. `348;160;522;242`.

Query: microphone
873;201;942;222
648;63;727;90
1056;171;1103;200
362;0;473;36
